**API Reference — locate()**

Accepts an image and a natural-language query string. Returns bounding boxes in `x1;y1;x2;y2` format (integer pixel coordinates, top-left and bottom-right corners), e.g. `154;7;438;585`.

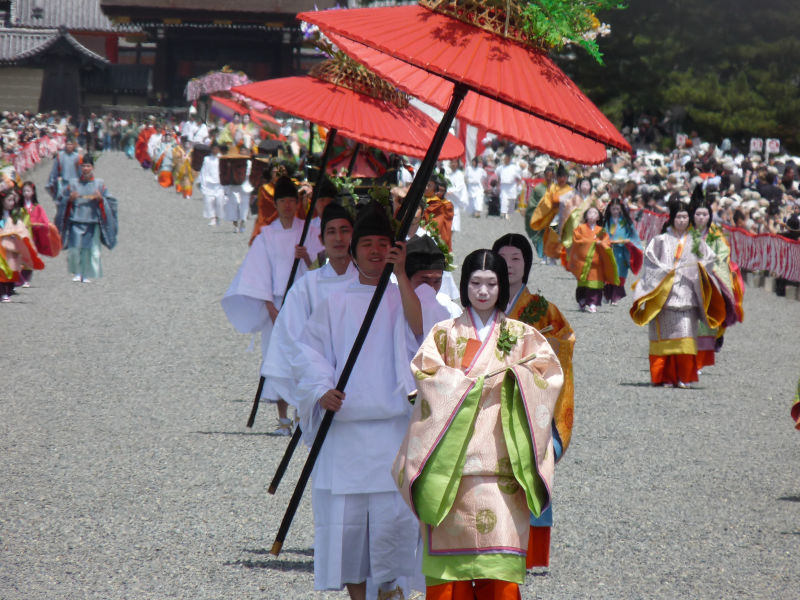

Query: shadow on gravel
193;430;275;436
226;548;315;573
778;495;800;502
618;382;657;387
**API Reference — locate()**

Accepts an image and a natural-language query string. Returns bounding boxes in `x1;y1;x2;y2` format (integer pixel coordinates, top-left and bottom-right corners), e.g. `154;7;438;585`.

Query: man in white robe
262;203;357;442
465;156;487;217
443;159;469;233
496;151;522;219
199;142;224;226
221;176;324;434
293;203;422;600
404;235;462;330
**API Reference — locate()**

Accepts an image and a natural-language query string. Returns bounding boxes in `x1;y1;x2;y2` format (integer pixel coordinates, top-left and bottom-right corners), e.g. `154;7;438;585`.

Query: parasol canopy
232;76;464;160
209;94;284;140
326;32;609;165
299;5;630;153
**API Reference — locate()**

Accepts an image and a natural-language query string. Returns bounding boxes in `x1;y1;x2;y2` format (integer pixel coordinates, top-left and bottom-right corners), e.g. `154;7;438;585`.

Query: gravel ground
2;151;798;599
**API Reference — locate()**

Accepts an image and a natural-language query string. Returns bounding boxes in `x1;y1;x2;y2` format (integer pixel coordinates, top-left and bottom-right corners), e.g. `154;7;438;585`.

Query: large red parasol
299;4;630;152
232;76;464;160
326;32;609;165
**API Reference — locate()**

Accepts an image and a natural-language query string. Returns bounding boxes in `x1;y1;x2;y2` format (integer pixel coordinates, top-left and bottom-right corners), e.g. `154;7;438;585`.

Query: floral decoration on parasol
185;66;251;102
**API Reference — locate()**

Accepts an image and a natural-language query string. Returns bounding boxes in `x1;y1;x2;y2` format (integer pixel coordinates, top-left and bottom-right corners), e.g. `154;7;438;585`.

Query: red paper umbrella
232;76;464;160
299;5;630;152
327;32;608;165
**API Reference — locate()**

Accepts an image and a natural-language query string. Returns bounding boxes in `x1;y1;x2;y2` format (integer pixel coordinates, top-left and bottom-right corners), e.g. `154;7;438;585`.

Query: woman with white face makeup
689;186;742;373
393;249;563;599
630;199;727;388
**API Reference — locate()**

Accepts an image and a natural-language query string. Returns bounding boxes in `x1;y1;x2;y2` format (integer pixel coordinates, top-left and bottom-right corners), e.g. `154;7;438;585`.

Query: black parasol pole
270;83;468;556
346;142;361;176
246;128;339;429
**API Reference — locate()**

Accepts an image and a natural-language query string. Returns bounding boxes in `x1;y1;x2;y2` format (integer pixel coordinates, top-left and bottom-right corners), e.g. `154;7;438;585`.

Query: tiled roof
0;26;109;64
11;0;139;32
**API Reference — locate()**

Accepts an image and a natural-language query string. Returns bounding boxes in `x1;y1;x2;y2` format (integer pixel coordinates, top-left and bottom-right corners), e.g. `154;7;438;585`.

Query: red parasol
299;5;630;152
231;76;464;160
327;32;609;165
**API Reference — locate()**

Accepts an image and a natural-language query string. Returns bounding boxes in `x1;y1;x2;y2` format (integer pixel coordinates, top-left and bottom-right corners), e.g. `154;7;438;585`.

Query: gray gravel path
2;151;798;599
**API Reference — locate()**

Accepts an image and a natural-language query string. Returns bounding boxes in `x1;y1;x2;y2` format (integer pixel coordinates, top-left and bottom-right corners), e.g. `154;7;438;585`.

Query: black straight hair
459;249;510;310
491;233;533;283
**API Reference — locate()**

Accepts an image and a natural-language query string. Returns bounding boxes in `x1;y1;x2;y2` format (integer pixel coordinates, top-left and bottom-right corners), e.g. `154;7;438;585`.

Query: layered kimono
523;181;548;258
47;149;81;199
506;287;574;567
134;126;156;168
604;216;643;303
172;146;194;198
566;224;619;308
529;183;574;259
221;218;323;400
55;176;118;279
0;210;44;283
393;309;563;587
423;196;455;252
26;202;61;258
693;225;741;368
153;139;175;188
249;182;278;245
630;228;726;386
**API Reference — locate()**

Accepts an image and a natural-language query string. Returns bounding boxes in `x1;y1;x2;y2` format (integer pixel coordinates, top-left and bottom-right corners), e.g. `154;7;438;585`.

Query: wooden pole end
270;540;283;556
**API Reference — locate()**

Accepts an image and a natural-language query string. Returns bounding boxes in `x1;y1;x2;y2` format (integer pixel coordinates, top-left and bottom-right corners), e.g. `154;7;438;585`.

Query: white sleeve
220;233;273;333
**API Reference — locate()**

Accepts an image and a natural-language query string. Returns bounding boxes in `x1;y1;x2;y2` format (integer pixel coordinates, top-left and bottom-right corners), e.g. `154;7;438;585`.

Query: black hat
556;163;568;178
274;175;298;200
350;201;394;256
405;235;446;278
317;177;338;199
320;202;353;236
80;154;94;166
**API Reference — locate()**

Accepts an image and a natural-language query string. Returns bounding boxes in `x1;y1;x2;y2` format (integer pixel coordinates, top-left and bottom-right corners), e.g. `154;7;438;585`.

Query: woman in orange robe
566;206;619;313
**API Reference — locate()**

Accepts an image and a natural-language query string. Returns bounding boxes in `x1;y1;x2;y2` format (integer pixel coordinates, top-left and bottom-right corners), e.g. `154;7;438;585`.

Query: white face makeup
468;269;499;311
496;246;524;288
693;207;710;230
673;211;690;233
610;203;621;218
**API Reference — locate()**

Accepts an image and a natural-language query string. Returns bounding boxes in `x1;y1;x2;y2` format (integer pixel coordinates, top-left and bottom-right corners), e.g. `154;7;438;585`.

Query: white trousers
312;489;419;591
499;183;517;215
203;185;225;219
469;187;484;213
223;185;250;222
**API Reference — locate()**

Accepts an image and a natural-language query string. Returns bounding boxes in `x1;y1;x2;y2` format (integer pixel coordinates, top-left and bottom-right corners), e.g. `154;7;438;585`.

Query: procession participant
0;185;43;302
20;181;53;286
601;198;643;305
492;233;575;569
309;177;339;230
262;203;357;441
404;234;461;329
293;203;422;600
134;119;157;169
496;150;522;219
153;132;176;188
444;159;469;233
222;150;252;233
689;185;739;371
54;155;117;283
529;164;575;262
392;249;563;599
466;156;487;218
46;137;81;200
221;176;323;436
173;138;194;199
146;125;163;168
559;177;598;255
199;142;224;226
630;200;726;388
524;164;554;259
249;162;286;244
190;113;210;147
566;206;619;313
422;176;454;251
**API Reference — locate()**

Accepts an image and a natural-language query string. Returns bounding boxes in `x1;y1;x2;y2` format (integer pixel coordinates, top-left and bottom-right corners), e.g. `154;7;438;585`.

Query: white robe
444;167;469;232
221;219;323;398
466;164;487;212
496;162;522;215
262;261;358;424
293;281;420;590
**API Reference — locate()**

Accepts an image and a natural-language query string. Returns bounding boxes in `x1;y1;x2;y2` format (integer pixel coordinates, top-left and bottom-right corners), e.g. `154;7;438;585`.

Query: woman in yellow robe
528;164;574;260
492;233;575;569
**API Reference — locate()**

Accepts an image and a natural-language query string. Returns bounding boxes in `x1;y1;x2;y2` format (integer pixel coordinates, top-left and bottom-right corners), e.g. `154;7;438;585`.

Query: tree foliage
556;0;800;151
